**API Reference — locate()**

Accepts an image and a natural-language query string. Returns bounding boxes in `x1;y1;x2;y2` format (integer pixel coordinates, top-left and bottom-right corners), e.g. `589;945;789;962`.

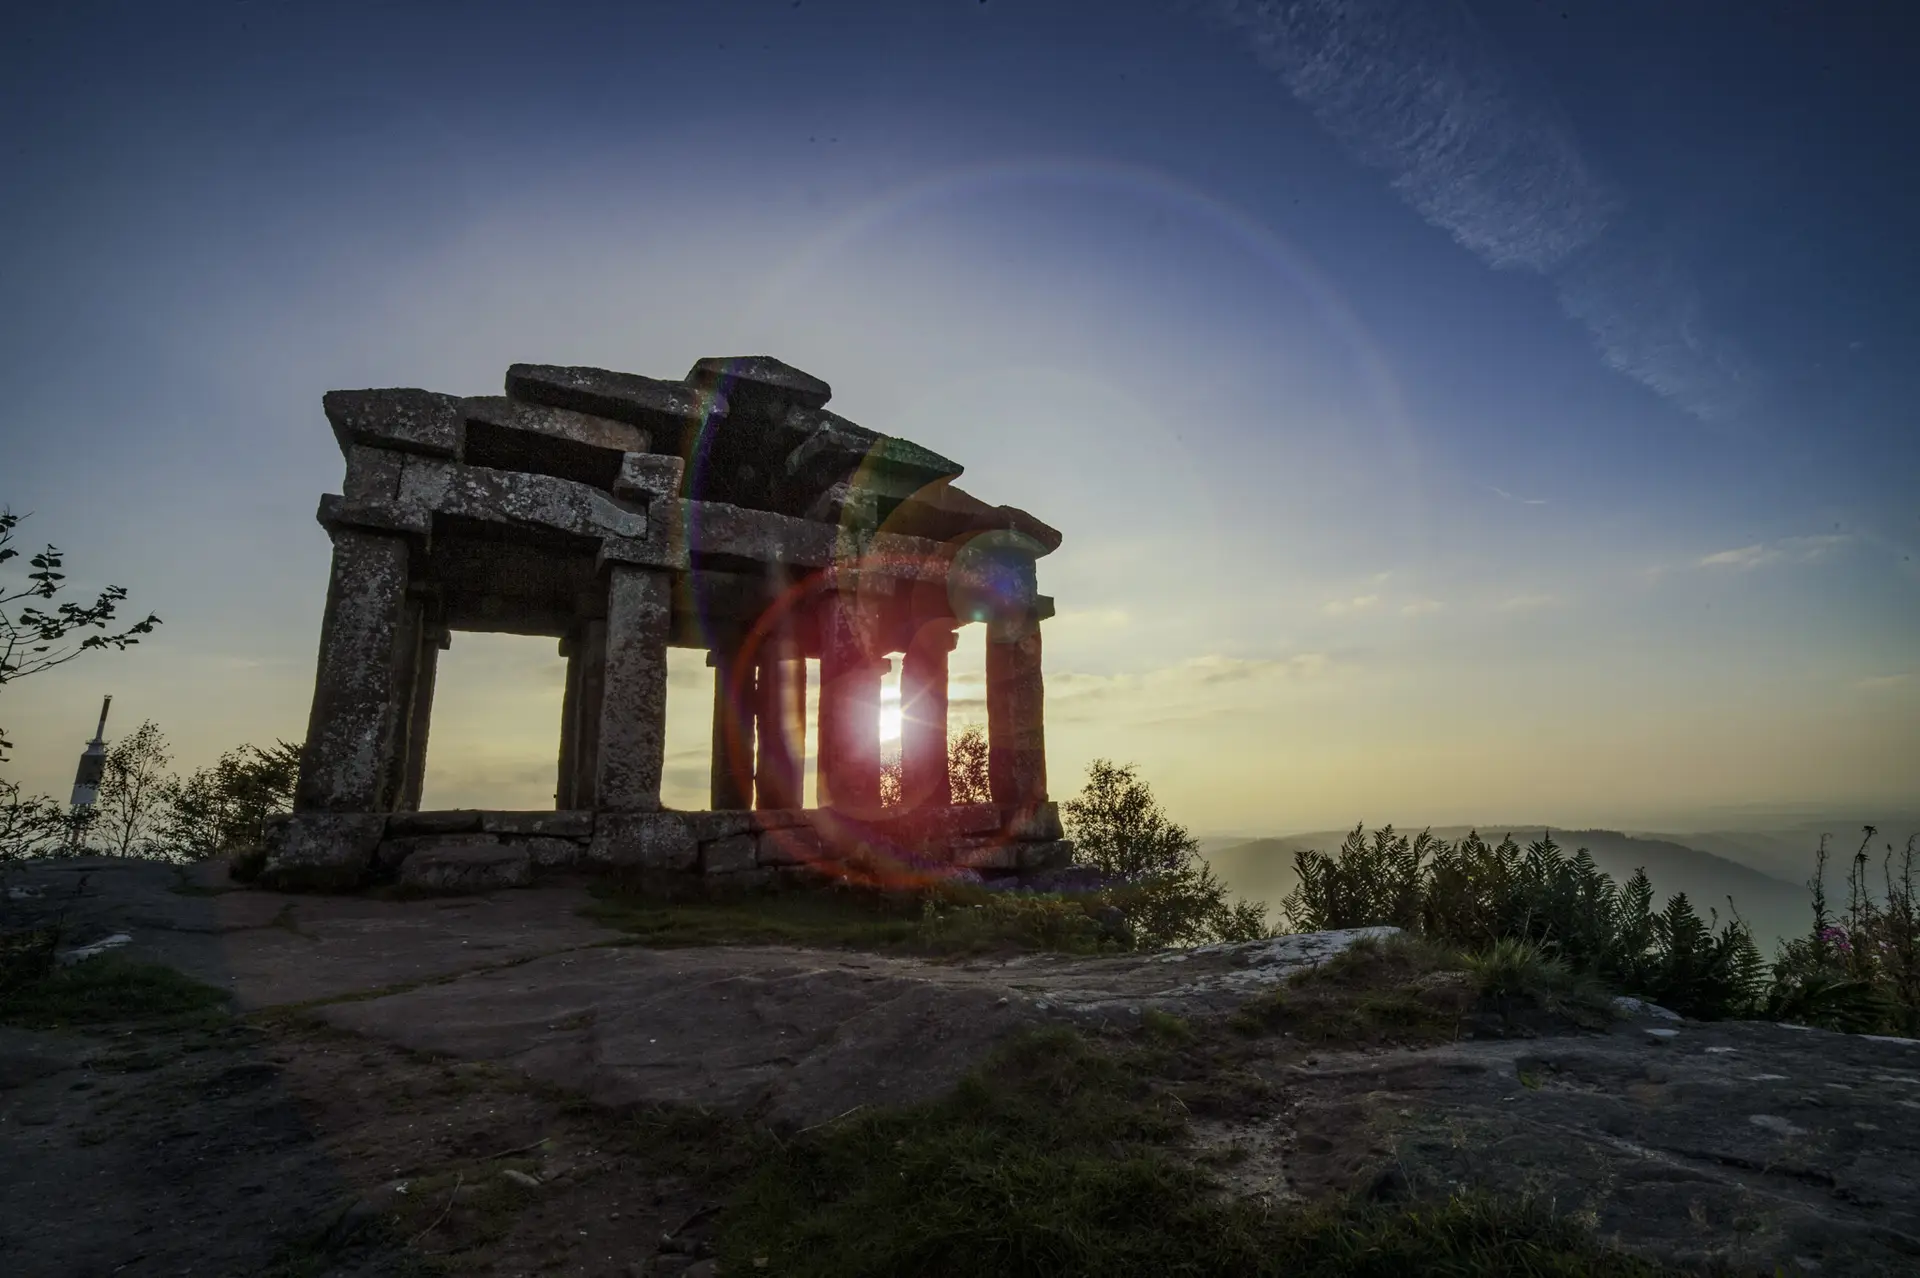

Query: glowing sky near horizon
1;0;1914;835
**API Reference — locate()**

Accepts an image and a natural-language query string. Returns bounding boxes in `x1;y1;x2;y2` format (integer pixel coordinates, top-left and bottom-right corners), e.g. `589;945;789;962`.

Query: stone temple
260;357;1068;892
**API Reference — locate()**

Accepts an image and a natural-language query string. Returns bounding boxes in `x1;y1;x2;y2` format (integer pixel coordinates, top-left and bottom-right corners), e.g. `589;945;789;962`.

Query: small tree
0;507;160;763
1061;759;1267;948
948;722;990;805
157;740;302;860
94;719;172;857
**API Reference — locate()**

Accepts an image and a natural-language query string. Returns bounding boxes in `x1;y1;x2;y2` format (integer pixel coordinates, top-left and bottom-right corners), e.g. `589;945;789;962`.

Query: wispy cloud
1208;0;1758;422
1320;594;1380;616
1047;652;1338;724
1489;486;1547;506
1853;673;1912;693
1401;597;1445;616
1695;535;1850;571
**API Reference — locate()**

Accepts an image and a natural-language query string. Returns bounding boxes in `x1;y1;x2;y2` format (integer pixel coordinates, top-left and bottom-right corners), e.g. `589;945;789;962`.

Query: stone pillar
556;633;582;809
986;614;1047;809
817;592;885;813
595;564;671;811
399;620;448;812
900;622;957;810
709;642;755;810
754;620;806;811
571;618;608;809
295;527;415;813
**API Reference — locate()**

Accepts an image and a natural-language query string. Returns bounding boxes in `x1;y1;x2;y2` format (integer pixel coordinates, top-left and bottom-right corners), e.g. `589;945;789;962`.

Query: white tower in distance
70;695;112;809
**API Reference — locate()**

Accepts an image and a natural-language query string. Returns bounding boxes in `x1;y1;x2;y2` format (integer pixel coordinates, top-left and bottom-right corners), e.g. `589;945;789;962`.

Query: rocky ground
3;856;1918;1275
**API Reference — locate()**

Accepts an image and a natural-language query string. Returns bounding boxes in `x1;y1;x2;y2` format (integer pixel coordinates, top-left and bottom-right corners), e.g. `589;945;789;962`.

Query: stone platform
261;802;1071;893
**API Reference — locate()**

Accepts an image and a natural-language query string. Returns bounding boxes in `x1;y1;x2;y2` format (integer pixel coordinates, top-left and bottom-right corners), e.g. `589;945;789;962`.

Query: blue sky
3;0;1914;834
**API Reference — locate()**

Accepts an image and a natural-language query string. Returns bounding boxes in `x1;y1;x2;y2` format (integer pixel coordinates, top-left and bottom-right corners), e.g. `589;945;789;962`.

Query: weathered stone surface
756;826;823;867
703;867;777;893
987;626;1048;809
385;810;484;837
680;811;756;843
596;566;672;811
295;530;413;813
686;355;832;412
459;396;648;489
259;813;385;891
323;388;463;460
342;445;405;505
951;836;1019;871
701;833;758;875
589;812;697;871
774;410;961;515
506;364;724;451
395;456;650;544
375;832;502;875
480;811;594;839
612;451;686;500
399;842;533;893
748;808;811;832
513;836;582;869
1004;802;1063;842
1016;839;1074;872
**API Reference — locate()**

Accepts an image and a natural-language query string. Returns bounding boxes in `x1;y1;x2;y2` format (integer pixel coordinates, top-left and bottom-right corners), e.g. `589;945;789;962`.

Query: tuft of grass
0;954;230;1029
1465;939;1616;1029
584;881;1116;956
710;1025;1674;1277
1228;935;1474;1046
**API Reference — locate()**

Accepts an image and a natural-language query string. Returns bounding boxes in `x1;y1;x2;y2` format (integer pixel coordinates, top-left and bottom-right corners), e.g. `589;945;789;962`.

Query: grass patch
1228;936;1476;1046
0;954;230;1029
706;1025;1671;1277
584;881;1119;956
1465;939;1618;1031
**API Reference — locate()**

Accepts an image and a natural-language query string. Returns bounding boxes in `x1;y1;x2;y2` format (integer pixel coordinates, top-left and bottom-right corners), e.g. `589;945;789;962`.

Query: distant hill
1205;824;1813;956
1635;816;1920;889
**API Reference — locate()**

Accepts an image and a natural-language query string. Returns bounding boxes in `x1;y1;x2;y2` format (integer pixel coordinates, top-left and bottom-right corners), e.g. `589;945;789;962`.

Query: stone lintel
462;395;651;457
506;364;726;452
323;388;464;461
399;457;650;543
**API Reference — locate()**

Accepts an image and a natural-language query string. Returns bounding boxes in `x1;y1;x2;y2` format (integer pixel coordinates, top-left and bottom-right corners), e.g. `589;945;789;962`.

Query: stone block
461;395;650;482
613;452;687;500
259;813;385;891
950;803;1005;836
680;811;756;843
589;812;697;871
376;832;500;874
396;456;650;544
756;826;822;867
950;836;1019;872
506;364;725;451
704;867;778;894
385;810;483;837
323;388;464;460
516;836;584;869
1016;839;1075;872
686;355;832;412
480;811;594;838
399;842;533;893
701;834;758;875
1004;802;1063;842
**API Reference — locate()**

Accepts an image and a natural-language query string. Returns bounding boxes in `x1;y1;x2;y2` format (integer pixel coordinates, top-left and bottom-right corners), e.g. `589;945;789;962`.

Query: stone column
595;564;671;811
571;618;608;809
399;620;448;812
986;613;1047;809
708;641;755;810
900;622;957;810
555;632;582;809
817;592;885;813
754;620;806;811
295;527;415;813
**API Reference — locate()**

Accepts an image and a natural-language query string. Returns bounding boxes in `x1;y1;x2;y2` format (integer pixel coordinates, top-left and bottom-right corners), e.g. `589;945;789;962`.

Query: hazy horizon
4;1;1915;835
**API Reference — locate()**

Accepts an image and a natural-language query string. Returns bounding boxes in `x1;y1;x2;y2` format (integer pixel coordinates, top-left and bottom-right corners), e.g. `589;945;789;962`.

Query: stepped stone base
260;803;1072;894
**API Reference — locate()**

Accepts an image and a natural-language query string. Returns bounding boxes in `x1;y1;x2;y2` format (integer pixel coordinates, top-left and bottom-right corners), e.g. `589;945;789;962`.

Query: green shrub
1282;825;1767;1020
